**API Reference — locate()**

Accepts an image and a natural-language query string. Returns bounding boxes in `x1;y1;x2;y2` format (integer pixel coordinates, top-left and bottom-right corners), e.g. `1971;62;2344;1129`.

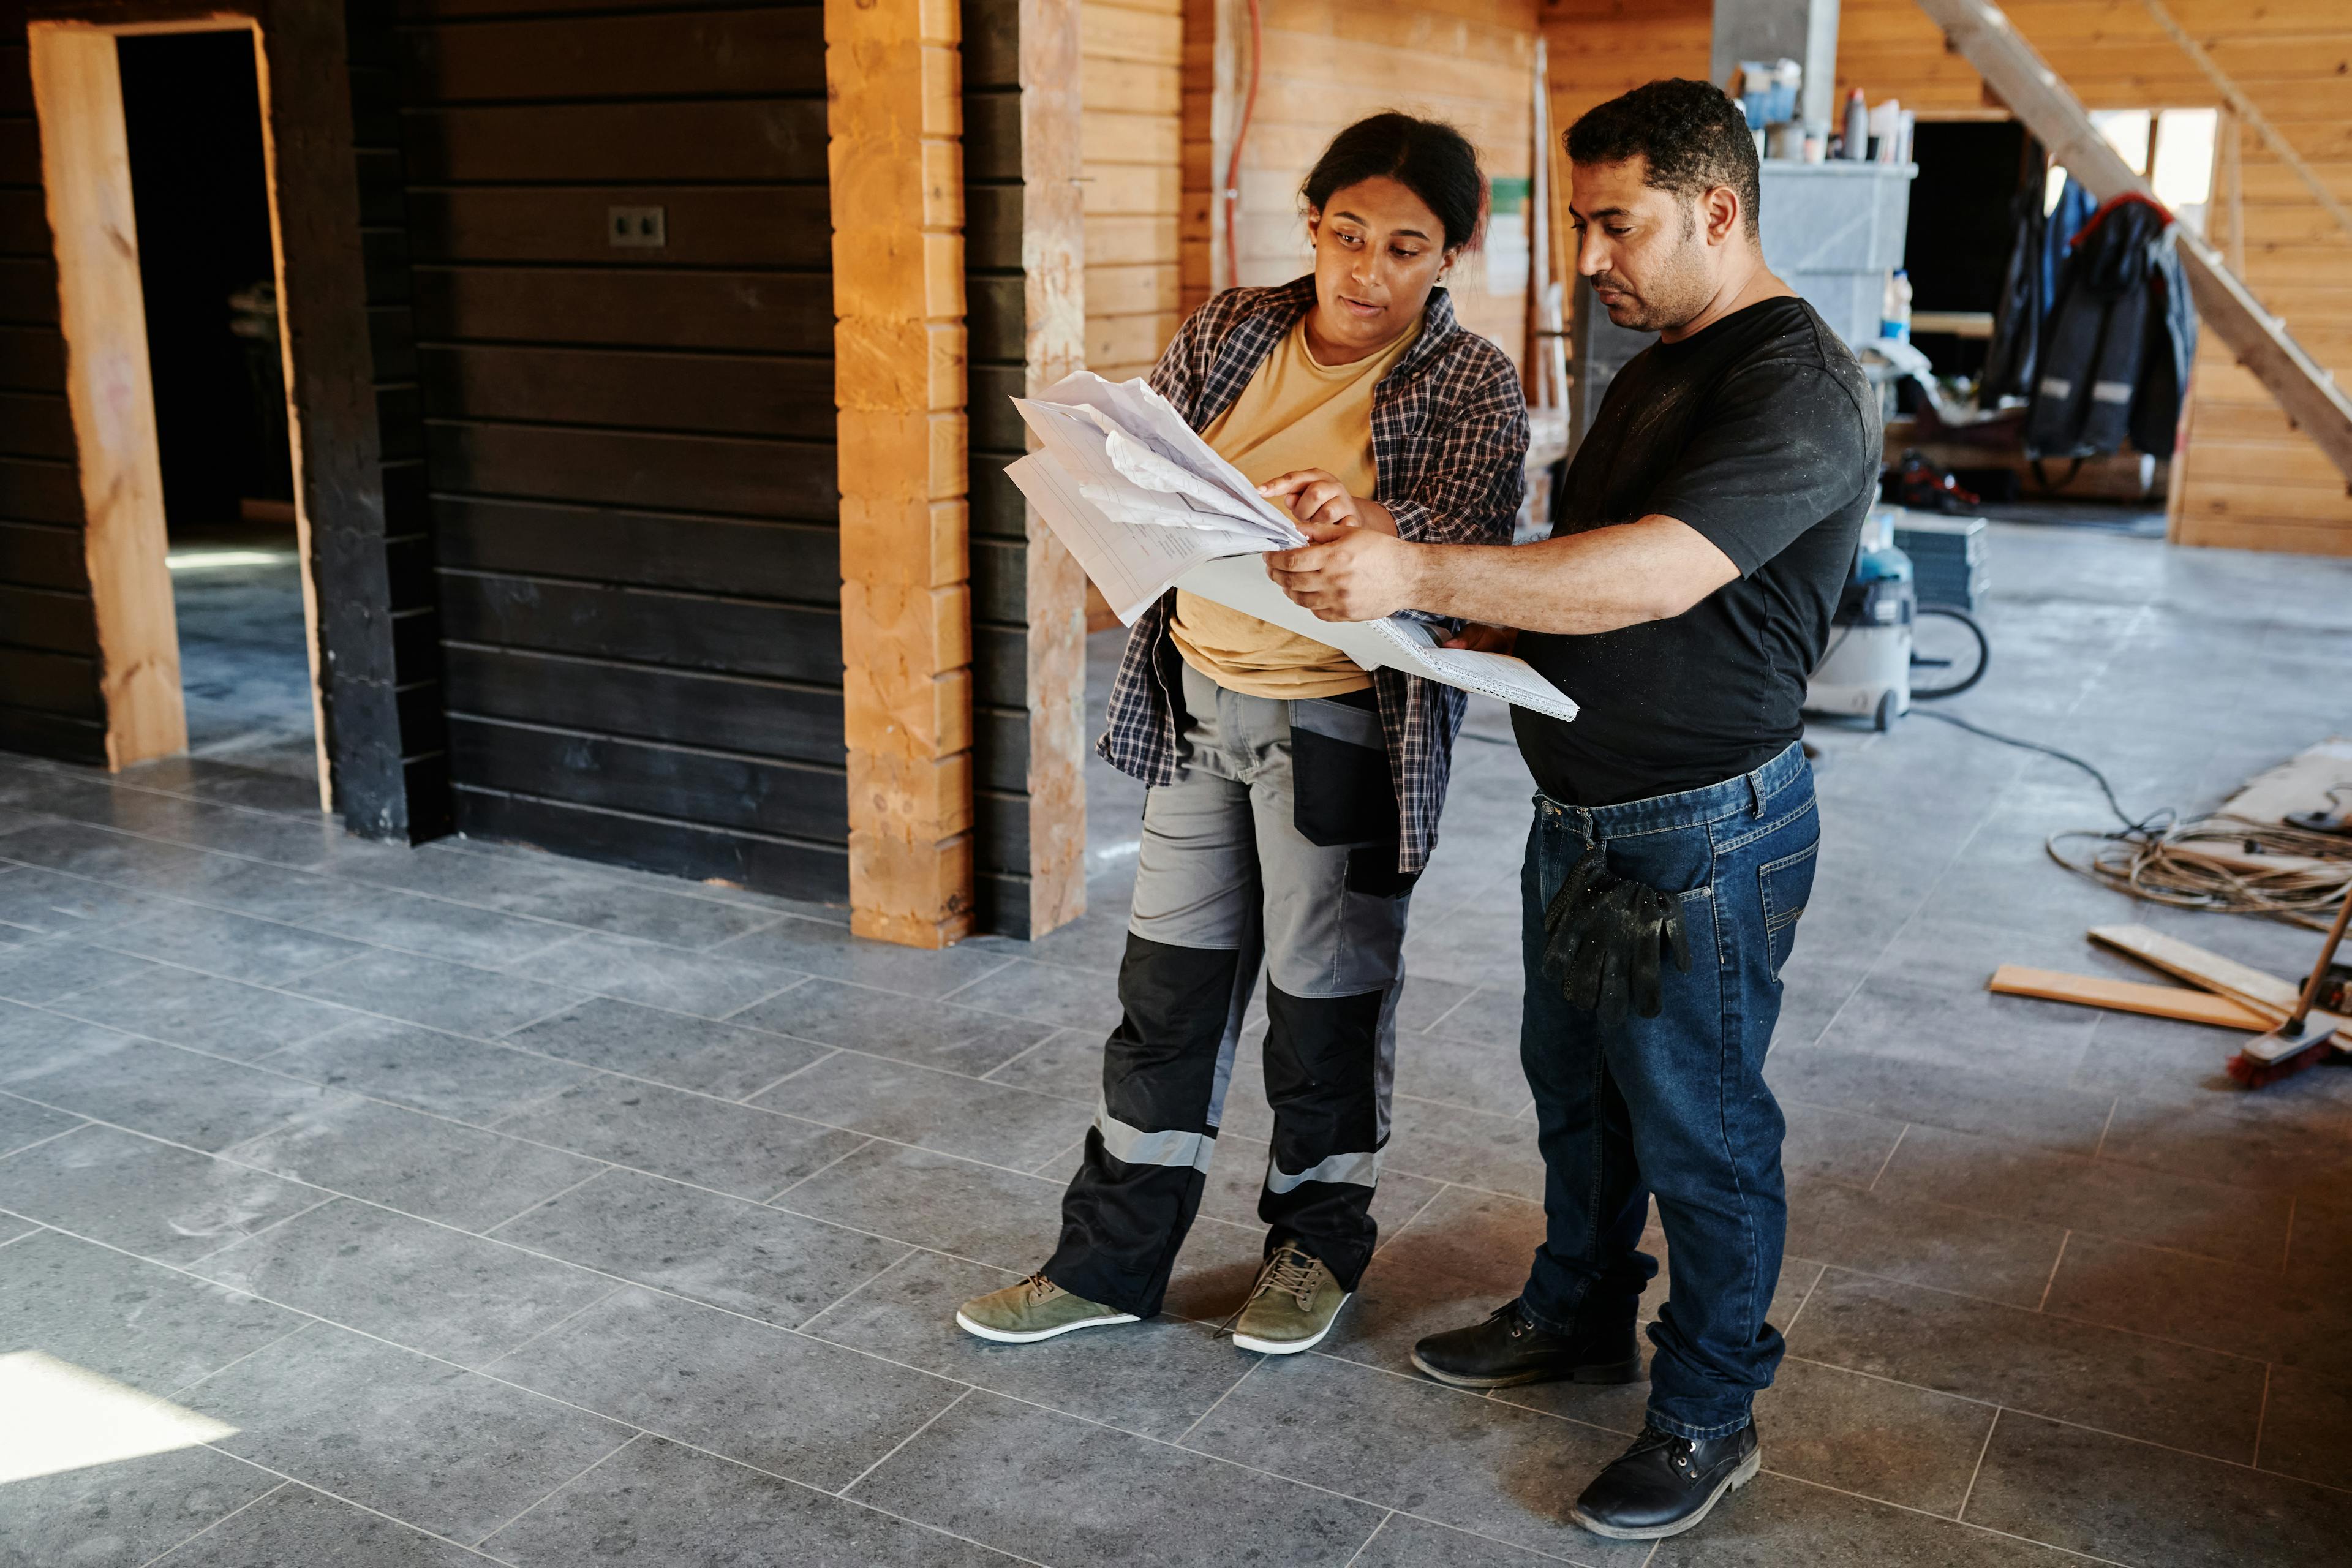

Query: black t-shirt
1513;296;1878;806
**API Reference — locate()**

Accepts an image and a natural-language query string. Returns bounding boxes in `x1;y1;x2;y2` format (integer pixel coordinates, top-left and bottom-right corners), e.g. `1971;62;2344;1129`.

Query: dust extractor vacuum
1804;507;1988;730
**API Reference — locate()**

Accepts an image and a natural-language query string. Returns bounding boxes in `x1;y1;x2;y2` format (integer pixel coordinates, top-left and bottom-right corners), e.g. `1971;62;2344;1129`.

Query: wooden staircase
1913;0;2352;491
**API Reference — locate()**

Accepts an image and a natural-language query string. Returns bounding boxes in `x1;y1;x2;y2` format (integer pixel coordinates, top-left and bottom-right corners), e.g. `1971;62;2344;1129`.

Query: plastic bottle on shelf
1881;268;1913;343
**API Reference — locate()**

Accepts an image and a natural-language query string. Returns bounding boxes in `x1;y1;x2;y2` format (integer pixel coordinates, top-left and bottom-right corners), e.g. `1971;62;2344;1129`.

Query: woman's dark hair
1300;112;1485;252
1567;79;1761;239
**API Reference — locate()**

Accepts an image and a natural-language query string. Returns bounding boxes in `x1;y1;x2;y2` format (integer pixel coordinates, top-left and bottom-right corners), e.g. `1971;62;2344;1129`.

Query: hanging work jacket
2024;192;2196;460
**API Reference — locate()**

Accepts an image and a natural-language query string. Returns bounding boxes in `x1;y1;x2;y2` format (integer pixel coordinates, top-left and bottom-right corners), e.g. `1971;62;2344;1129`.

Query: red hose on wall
1221;0;1262;292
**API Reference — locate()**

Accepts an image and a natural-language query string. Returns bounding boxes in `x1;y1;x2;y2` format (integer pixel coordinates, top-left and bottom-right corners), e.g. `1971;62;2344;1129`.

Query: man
1264;78;1877;1541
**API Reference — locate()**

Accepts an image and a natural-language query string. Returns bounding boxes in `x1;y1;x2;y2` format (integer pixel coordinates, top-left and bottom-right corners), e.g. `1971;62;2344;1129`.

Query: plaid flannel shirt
1098;275;1530;875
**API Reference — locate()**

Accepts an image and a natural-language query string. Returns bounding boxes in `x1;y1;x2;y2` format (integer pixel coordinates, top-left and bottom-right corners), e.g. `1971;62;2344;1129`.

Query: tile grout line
835;1384;974;1499
2035;1231;2071;1313
1866;1123;1908;1191
161;1319;322;1407
1338;1510;1393;1568
2252;1362;2272;1471
732;1044;840;1107
2279;1193;2297;1275
127;1480;290;1568
1954;1406;2002;1523
469;1430;642;1550
760;1133;878;1202
179;1193;342;1266
2089;1096;2118;1161
1768;1450;2136;1566
0;1119;95;1166
1170;1354;1265;1447
480;1167;620;1237
912;953;1025;1005
198;1446;521;1565
791;1243;925;1332
478;1283;631;1370
974;1025;1071;1087
1367;1182;1450;1260
1774;1261;1827;1341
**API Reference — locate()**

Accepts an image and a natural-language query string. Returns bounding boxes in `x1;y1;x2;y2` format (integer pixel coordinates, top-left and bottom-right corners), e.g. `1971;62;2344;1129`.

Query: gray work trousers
1045;662;1414;1316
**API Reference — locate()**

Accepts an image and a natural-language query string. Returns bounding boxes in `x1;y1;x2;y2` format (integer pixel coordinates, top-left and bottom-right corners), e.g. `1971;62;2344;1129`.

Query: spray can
1841;89;1868;161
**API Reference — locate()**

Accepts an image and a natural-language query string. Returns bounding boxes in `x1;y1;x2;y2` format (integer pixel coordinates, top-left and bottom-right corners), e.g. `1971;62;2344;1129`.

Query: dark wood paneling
0;456;79;525
369;305;420;380
401;99;825;184
439;571;842;683
0;582;96;656
0;390;70;459
0;701;105;766
0;521;85;592
968;274;1022;363
431;496;836;601
443;643;843;765
0;188;45;254
970;362;1025;454
0;259;56;325
398;9;824;102
0;646;99;717
970;537;1025;625
969;451;1023;540
405;185;826;269
448;714;846;842
967;183;1021;271
0;45;30;116
0;325;64;390
412;265;829;353
973;706;1027;794
453;786;848;901
424;421;835;518
418;344;831;439
971;627;1023;709
0;118;36;185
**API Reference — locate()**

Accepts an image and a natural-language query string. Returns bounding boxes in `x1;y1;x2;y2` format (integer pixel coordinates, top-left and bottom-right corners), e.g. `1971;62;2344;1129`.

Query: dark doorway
1903;119;2034;385
118;29;317;780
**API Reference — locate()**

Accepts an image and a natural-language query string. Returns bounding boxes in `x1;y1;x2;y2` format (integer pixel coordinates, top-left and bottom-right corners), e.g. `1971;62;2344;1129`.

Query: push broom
2228;892;2352;1088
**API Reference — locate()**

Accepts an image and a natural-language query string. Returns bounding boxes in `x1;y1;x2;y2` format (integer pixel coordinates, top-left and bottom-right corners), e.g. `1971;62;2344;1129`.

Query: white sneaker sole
1570;1447;1762;1540
954;1308;1139;1344
1231;1292;1352;1356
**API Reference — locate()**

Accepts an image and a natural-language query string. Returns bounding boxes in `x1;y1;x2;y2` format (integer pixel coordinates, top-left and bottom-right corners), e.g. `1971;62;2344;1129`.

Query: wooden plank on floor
1988;965;2272;1030
2086;924;2301;1017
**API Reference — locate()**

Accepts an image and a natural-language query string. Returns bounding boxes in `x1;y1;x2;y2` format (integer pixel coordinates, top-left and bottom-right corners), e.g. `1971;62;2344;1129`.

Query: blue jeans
1516;741;1818;1441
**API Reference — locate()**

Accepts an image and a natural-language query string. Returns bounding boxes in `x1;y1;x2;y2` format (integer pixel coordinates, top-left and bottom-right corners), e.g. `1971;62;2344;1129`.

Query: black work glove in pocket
1540;845;1694;1025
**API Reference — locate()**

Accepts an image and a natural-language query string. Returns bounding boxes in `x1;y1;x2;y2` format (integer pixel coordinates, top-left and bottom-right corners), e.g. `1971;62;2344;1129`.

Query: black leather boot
1572;1420;1760;1540
1409;1300;1643;1390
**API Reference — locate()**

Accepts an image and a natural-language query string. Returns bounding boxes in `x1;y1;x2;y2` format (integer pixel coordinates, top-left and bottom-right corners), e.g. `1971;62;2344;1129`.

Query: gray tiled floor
4;523;2352;1566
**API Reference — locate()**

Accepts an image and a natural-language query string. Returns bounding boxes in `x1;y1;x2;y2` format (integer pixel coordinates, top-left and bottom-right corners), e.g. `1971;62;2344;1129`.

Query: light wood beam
30;23;188;769
830;0;977;948
1020;0;1090;938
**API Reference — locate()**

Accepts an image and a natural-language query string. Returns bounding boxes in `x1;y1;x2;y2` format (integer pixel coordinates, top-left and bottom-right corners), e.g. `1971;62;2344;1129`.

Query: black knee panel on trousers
1047;935;1243;1317
1258;983;1387;1290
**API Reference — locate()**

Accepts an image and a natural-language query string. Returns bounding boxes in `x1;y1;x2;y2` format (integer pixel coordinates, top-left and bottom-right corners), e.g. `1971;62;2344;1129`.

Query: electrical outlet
608;205;666;248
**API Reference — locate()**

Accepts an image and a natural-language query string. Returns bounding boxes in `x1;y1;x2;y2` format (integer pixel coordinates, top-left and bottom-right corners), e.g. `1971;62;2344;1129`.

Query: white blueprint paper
1006;372;1580;724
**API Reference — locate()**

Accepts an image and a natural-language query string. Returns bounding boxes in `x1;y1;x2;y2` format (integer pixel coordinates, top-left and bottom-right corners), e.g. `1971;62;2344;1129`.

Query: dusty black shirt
1513;296;1878;806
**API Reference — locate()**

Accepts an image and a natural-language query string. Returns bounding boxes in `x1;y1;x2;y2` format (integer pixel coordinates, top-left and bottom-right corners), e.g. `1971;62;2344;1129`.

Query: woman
958;113;1529;1355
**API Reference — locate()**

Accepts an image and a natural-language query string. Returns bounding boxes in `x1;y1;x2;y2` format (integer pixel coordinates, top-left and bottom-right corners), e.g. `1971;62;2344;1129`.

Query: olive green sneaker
1231;1240;1351;1355
955;1272;1139;1343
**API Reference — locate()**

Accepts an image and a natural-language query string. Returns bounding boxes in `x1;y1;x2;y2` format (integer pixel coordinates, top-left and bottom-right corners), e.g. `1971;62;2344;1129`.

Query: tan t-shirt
1168;317;1420;699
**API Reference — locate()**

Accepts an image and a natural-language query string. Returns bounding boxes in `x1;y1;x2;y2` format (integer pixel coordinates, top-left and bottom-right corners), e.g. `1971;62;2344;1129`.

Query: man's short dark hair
1567;78;1761;239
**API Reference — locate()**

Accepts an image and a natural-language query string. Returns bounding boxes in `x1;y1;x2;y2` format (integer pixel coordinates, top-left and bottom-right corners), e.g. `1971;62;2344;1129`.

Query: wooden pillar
828;0;976;948
29;24;187;769
964;0;1086;940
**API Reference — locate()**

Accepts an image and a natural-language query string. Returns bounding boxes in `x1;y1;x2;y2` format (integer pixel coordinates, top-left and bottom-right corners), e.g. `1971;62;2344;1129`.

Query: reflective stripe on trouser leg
1044;932;1252;1318
1257;981;1390;1291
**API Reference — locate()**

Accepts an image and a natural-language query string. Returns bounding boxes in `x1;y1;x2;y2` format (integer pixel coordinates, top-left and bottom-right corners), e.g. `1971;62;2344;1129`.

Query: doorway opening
119;29;317;786
30;19;328;804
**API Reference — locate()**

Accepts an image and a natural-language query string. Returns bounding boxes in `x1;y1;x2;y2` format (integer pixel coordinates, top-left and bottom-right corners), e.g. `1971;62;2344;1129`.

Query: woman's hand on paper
1265;518;1420;622
1257;470;1398;535
1441;624;1518;655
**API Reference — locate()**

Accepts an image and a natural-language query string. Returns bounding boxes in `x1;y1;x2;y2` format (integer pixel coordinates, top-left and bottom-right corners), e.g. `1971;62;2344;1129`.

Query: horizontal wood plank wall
0;10;102;764
1080;0;1183;378
1833;0;2352;555
395;0;852;894
1540;0;1708;129
1231;0;1539;366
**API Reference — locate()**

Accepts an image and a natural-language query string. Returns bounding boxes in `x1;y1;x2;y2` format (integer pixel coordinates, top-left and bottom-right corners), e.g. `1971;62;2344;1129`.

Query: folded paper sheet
1007;373;1580;725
